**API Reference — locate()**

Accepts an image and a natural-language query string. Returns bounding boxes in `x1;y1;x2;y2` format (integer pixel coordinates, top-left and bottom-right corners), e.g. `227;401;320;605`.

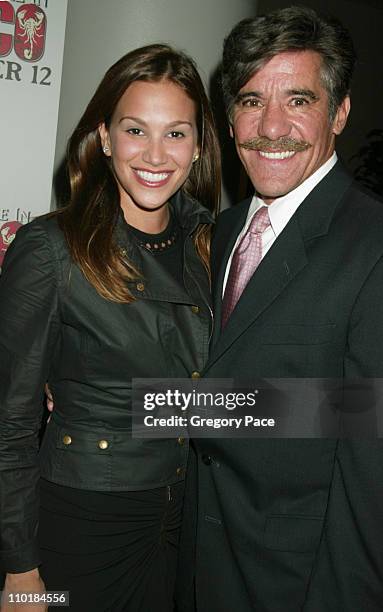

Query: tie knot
248;206;270;235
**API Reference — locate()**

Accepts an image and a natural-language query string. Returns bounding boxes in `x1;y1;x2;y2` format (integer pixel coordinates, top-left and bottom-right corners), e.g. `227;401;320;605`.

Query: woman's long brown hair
56;44;221;302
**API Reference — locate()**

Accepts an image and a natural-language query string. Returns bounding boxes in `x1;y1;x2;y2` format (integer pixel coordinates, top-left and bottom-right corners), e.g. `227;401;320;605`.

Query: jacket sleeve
304;256;383;611
0;221;60;573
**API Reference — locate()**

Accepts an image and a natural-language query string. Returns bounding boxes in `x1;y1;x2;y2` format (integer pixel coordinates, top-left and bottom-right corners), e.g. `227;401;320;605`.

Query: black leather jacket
0;192;213;573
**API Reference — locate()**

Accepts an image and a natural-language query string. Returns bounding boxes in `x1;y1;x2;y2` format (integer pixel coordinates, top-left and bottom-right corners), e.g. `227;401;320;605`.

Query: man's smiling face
231;50;350;203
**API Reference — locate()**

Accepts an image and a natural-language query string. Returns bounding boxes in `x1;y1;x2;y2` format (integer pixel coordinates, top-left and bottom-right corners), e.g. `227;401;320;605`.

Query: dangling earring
192;153;199;163
103;145;110;154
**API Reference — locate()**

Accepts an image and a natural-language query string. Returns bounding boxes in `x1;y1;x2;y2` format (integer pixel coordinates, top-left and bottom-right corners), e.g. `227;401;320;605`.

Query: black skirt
38;478;185;612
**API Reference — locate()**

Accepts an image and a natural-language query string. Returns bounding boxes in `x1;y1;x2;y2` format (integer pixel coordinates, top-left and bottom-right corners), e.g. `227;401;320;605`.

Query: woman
0;44;220;611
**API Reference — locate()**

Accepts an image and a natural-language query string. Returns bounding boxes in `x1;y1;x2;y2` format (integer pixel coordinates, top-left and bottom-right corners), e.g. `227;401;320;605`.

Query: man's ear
98;123;111;156
332;95;351;136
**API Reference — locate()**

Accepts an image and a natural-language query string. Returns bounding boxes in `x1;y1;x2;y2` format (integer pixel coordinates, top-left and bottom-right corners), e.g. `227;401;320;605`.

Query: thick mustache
239;137;311;152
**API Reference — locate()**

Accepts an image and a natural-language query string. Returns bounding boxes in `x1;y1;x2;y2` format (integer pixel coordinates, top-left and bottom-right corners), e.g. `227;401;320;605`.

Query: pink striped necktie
221;206;271;328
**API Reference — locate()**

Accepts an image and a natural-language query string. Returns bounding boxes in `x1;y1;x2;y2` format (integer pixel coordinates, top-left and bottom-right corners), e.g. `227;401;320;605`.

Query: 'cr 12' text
0;60;51;84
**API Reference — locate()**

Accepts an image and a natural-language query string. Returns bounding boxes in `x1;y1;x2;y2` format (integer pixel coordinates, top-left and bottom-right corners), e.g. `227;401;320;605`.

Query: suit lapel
208;161;354;369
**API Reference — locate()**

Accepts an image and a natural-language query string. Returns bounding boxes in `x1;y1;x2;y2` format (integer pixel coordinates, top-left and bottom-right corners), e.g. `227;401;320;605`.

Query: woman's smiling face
99;79;199;220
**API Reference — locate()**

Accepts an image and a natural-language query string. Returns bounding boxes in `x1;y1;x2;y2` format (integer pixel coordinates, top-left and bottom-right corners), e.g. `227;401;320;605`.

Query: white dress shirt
222;153;338;294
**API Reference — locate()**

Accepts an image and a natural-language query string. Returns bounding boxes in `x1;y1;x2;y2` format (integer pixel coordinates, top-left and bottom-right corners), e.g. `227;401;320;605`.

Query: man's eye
168;131;184;138
242;98;262;108
126;128;144;135
290;98;309;107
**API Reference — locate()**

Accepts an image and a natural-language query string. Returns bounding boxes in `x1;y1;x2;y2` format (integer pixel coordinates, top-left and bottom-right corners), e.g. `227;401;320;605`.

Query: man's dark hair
222;6;356;121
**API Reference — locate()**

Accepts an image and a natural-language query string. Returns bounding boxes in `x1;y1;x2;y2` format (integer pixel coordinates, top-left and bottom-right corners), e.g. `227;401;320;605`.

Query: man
177;6;383;612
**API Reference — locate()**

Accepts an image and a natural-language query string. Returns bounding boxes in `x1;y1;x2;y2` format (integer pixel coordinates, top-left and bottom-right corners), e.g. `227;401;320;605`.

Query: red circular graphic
14;4;47;62
0;221;22;267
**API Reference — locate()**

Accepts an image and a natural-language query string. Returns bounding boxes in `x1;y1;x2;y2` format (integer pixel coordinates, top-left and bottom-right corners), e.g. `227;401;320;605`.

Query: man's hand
1;569;47;612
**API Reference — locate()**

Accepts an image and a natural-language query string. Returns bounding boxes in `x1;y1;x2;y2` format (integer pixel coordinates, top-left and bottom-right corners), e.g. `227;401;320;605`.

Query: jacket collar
115;189;214;247
296;161;353;240
170;189;214;232
114;190;213;305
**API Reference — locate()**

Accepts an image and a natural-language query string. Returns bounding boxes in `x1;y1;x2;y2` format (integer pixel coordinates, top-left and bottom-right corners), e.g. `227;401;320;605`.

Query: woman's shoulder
16;212;67;253
25;211;64;235
3;213;69;277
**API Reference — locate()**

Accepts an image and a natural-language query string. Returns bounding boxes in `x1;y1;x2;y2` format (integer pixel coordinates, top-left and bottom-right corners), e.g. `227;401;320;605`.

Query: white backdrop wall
0;0;258;268
0;0;67;266
53;0;257;209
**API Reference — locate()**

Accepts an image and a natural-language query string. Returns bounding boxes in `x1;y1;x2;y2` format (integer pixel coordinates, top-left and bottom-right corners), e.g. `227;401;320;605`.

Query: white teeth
136;170;170;182
259;151;296;160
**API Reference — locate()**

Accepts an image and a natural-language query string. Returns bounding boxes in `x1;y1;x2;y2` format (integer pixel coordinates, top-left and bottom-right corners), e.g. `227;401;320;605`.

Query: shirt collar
248;152;338;237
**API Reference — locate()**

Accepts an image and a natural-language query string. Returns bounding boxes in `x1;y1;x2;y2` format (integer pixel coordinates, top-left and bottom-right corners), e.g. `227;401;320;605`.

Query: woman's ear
192;147;200;163
98;123;111;156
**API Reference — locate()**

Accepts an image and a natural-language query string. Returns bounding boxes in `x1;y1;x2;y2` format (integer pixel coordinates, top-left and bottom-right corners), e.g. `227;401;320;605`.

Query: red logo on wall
14;4;46;62
0;221;22;267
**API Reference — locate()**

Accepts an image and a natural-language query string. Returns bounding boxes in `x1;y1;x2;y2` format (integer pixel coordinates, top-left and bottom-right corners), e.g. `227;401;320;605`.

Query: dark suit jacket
177;163;383;612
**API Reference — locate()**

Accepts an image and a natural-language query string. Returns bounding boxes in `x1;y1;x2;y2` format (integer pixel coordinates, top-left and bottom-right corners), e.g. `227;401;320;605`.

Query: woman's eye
168;131;184;138
126;128;144;136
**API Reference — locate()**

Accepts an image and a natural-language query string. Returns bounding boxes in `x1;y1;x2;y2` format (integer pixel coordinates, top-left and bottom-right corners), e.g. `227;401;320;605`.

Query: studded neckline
128;213;179;253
